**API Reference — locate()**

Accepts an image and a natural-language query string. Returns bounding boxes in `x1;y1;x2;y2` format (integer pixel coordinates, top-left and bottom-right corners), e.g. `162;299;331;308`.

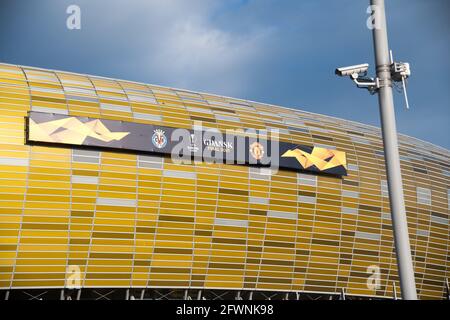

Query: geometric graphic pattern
28;113;347;175
29;117;130;145
281;146;347;171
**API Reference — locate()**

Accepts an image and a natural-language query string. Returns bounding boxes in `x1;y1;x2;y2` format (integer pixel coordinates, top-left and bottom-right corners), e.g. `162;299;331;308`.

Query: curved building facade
0;62;448;300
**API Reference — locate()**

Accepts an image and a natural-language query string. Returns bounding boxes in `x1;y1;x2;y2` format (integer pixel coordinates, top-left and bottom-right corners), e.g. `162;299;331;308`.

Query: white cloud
87;0;276;96
148;18;275;94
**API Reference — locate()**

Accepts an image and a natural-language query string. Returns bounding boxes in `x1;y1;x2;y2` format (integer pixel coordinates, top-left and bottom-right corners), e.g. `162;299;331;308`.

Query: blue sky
1;0;449;149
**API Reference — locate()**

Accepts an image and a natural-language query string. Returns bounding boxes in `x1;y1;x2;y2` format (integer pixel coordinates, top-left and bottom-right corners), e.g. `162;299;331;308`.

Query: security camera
335;64;369;78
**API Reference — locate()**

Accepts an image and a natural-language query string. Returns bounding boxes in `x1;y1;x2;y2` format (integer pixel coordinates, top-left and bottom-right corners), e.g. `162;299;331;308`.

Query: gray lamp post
335;0;417;300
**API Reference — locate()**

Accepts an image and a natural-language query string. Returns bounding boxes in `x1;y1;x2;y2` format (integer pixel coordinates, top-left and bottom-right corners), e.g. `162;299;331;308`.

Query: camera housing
335;64;369;77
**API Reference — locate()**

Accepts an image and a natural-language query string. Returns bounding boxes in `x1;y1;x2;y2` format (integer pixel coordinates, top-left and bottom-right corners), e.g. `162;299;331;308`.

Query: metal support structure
23;290;47;300
93;289;115;300
76;289;81;300
392;281;398;300
340;288;346;301
446;279;450;300
370;0;417;300
60;289;64;300
125;289;129;300
0;288;395;300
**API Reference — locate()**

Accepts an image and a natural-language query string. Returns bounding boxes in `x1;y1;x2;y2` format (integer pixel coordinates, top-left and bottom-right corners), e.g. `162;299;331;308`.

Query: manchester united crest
249;141;264;160
152;129;167;149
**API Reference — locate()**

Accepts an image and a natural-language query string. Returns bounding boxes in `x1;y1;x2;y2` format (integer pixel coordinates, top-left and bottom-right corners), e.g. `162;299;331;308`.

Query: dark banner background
27;112;347;176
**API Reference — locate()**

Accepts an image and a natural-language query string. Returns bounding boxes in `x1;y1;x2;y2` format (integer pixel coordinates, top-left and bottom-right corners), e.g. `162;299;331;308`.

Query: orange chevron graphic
29;117;130;145
281;147;347;171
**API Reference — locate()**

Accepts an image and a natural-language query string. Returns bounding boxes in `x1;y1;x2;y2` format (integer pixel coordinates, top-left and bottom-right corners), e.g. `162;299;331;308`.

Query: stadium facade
0;62;448;300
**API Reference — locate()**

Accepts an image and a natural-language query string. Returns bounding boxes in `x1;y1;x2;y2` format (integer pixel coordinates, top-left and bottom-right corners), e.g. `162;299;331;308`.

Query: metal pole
76;289;81;300
392;281;397;300
446;279;450;300
340;288;346;300
370;0;417;300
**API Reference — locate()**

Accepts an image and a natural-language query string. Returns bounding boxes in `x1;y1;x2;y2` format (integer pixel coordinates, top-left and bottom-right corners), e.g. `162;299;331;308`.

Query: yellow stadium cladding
0;62;449;299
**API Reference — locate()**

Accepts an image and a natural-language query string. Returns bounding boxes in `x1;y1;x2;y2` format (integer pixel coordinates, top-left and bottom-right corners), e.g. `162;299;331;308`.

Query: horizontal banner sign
26;112;347;176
